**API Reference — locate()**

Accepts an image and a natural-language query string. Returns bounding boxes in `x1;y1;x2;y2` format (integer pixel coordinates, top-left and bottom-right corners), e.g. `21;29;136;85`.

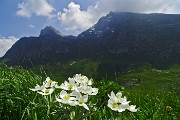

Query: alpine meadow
0;2;180;120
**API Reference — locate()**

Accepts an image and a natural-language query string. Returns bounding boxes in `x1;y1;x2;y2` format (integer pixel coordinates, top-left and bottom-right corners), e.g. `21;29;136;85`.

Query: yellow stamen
112;103;119;108
80;77;84;81
49;80;54;84
45;89;50;93
64;94;70;100
79;99;84;104
68;84;73;89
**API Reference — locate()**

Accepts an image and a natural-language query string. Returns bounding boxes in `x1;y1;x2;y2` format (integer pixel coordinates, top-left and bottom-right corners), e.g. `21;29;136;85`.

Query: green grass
32;59;100;82
0;63;180;120
0;64;42;119
117;64;180;93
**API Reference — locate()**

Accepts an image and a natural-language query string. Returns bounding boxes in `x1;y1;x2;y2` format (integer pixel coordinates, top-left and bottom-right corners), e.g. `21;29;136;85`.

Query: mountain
2;26;78;66
39;26;63;37
78;12;180;67
2;12;180;68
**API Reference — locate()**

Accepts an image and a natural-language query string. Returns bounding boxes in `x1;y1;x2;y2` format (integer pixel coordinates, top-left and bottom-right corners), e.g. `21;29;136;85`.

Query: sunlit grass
0;64;180;120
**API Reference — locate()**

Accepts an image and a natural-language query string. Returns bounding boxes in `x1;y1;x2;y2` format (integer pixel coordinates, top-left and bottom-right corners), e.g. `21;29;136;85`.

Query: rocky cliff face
2;12;180;67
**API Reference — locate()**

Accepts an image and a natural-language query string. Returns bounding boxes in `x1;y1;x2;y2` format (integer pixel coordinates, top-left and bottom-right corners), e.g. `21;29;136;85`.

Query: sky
1;0;180;57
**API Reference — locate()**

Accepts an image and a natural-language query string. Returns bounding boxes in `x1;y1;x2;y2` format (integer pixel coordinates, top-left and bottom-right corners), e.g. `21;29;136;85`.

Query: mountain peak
39;26;63;37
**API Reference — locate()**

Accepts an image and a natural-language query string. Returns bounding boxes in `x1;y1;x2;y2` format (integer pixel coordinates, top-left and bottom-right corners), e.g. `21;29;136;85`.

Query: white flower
89;88;98;95
128;105;138;112
43;77;57;88
87;78;93;86
118;101;130;112
59;78;78;91
30;77;57;95
108;91;119;103
30;84;44;91
78;83;98;95
74;91;89;110
56;90;77;106
107;91;137;112
107;99;120;111
37;88;54;96
73;74;90;84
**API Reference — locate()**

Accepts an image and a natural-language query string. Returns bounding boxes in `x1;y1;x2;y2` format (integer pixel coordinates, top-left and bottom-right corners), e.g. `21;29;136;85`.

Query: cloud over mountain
57;0;180;34
57;2;94;32
0;36;18;57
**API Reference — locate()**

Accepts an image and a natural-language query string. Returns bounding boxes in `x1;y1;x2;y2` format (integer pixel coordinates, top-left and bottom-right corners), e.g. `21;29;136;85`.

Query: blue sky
1;0;180;57
0;0;97;38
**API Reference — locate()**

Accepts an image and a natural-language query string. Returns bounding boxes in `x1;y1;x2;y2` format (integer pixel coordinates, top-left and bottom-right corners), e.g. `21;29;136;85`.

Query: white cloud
57;2;93;31
17;2;31;17
17;0;55;18
27;24;36;28
57;0;180;34
0;36;18;57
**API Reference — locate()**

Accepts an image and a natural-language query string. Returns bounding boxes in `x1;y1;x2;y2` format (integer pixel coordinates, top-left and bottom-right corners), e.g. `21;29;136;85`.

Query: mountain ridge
2;12;180;68
39;26;64;37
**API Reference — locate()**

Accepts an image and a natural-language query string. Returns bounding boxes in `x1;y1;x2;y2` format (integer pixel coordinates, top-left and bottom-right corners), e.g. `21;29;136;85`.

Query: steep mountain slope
2;26;78;66
78;12;180;67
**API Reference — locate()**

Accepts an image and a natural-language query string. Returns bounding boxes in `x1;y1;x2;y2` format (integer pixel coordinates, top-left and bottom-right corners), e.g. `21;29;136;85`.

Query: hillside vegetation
0;63;180;120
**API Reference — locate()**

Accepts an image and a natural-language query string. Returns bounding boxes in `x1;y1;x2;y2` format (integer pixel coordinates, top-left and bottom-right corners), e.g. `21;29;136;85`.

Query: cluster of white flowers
30;77;57;95
30;74;137;113
56;74;98;110
107;91;137;112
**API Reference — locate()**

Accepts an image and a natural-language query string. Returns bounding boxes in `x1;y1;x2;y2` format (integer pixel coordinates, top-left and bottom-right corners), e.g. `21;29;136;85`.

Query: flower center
80;77;84;82
49;80;54;84
112;103;119;108
78;99;84;104
82;87;85;92
45;89;50;94
64;94;70;100
68;84;73;89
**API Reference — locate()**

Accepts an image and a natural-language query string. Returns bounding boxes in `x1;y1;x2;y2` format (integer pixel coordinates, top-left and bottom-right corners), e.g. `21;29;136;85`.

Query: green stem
21;93;37;120
90;101;106;116
46;95;51;115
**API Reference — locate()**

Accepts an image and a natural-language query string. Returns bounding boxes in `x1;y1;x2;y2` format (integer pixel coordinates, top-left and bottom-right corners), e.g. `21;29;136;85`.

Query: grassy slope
32;59;180;92
32;59;100;82
0;62;180;119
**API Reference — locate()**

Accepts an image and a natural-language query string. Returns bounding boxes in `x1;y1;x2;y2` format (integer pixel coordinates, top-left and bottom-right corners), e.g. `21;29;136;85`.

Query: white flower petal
69;101;78;106
107;91;137;113
55;84;61;88
120;102;129;110
50;81;57;87
107;99;113;108
128;105;137;112
82;103;89;110
48;88;54;94
82;95;88;103
71;91;79;96
111;91;116;98
90;88;98;95
116;92;122;98
87;79;93;85
117;108;126;112
60;90;67;98
76;92;82;99
37;88;54;95
56;90;77;106
30;84;42;91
